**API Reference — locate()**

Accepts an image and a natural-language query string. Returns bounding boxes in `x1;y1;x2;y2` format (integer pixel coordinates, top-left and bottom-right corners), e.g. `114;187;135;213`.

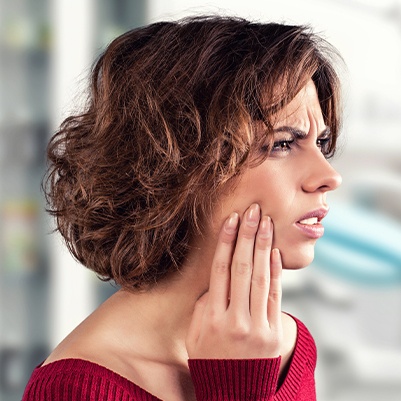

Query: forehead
273;80;323;129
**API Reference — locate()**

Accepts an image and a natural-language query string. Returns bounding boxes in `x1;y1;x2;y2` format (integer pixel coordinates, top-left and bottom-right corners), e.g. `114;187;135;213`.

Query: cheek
249;168;293;217
215;163;297;232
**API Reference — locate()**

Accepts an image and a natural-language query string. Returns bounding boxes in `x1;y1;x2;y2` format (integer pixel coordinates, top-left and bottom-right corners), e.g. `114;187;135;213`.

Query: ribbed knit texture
188;358;280;400
21;358;161;401
274;316;317;401
22;315;316;401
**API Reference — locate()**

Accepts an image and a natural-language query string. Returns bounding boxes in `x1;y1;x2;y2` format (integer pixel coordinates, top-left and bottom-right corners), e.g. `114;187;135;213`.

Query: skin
186;206;283;360
43;80;341;401
208;79;342;270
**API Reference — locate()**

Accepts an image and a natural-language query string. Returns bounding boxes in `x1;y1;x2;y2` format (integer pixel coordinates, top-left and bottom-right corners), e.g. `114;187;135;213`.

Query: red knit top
22;316;316;400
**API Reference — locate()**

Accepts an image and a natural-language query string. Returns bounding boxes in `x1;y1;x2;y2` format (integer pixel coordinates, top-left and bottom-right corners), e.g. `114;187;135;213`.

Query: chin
280;245;315;270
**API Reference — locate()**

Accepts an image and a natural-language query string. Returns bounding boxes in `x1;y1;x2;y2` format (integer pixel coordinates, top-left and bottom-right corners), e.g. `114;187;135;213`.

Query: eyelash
316;137;331;154
263;137;331;155
271;139;294;152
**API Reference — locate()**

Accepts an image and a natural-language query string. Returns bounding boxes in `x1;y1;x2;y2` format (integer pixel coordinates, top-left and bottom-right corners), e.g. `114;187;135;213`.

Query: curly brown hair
44;16;343;289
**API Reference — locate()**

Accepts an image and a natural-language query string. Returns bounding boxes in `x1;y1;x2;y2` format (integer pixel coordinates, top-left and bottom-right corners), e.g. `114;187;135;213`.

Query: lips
295;208;328;239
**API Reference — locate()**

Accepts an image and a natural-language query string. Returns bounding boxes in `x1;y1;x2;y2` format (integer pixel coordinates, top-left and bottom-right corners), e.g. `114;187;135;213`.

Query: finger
186;292;209;351
228;203;260;314
250;215;273;321
267;248;282;329
208;212;239;312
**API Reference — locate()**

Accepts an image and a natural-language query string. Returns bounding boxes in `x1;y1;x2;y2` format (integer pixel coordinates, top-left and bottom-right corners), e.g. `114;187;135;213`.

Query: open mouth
295;209;328;239
298;217;319;225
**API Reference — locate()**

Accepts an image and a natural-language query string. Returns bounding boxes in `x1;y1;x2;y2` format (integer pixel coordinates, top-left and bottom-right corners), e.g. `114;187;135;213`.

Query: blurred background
0;0;400;400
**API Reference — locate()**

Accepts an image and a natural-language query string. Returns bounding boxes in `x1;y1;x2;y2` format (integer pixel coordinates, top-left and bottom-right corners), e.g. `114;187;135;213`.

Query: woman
23;16;343;401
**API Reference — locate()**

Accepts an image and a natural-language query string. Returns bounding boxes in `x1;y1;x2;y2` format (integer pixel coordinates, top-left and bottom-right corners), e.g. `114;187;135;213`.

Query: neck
101;236;215;369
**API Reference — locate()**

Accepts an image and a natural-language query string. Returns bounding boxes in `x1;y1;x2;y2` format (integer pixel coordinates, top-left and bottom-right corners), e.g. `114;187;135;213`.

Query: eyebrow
273;126;331;139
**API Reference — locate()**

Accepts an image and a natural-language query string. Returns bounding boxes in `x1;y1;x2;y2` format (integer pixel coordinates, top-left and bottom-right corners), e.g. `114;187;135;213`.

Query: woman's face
215;80;342;269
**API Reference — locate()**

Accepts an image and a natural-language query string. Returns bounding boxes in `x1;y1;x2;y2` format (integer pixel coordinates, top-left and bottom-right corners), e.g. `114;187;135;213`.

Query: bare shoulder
42;317;107;367
42;295;124;368
41;294;147;386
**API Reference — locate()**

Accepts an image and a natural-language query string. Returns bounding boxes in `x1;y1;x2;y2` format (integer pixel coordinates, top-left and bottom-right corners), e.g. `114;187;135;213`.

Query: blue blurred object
314;203;401;285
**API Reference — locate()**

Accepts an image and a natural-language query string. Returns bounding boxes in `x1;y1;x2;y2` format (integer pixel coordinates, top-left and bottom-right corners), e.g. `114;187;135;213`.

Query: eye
316;137;331;155
271;139;295;153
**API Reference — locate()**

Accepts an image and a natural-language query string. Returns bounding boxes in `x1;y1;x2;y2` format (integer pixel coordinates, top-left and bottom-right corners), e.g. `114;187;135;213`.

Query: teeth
299;217;318;225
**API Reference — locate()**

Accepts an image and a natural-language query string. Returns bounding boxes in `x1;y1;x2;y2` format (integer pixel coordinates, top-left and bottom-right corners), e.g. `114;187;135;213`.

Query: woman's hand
186;203;283;359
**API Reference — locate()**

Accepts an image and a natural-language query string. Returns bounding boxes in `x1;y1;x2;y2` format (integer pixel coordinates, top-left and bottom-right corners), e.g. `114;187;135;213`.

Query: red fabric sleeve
188;358;281;401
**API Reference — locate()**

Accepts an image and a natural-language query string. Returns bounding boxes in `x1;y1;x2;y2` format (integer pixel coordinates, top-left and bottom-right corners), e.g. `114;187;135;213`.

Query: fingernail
272;248;282;265
225;212;239;234
247;204;260;226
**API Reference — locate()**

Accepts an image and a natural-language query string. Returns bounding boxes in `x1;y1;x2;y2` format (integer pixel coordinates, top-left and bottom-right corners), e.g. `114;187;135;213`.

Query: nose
302;151;342;193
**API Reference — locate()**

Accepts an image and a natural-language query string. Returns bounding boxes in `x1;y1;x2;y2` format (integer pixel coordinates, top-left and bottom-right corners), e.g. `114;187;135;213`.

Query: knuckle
255;235;272;249
214;260;230;275
251;330;269;347
234;261;252;276
230;321;250;340
206;318;220;334
206;307;221;322
241;229;258;241
268;288;282;303
251;328;282;352
221;231;237;244
251;274;270;289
